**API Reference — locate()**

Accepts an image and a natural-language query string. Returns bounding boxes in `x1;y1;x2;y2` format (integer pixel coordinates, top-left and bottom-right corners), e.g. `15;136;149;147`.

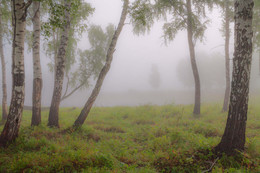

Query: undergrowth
0;104;259;172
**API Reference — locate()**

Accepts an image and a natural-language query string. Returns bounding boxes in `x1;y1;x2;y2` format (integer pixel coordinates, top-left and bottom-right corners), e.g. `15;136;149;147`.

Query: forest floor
0;103;259;172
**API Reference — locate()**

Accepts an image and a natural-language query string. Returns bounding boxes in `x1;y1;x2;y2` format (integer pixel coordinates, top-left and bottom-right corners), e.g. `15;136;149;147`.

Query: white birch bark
216;0;254;154
48;0;71;128
0;0;32;146
31;1;42;126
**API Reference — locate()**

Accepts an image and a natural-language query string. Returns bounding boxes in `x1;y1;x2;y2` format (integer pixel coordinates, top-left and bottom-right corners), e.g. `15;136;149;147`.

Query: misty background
1;0;260;107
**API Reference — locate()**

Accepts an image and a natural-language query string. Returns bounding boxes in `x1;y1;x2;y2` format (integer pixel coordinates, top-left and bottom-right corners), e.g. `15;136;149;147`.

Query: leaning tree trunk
222;0;231;112
48;0;71;128
187;0;201;115
215;0;254;155
74;0;129;127
0;6;8;121
0;0;31;147
31;1;42;126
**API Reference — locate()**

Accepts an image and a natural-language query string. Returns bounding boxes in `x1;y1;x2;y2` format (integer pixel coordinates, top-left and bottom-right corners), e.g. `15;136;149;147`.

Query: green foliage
130;0;213;44
42;0;97;100
69;24;115;90
215;0;234;40
160;0;212;44
0;0;12;43
41;0;94;37
130;0;155;35
44;0;94;68
0;103;259;172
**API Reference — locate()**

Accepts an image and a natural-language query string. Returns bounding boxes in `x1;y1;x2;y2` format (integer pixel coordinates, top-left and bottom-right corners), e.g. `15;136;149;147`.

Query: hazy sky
84;0;229;92
1;0;245;107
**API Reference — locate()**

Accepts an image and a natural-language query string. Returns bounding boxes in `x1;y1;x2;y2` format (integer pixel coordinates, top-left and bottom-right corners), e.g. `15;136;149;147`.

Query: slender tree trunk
74;0;129;127
0;0;31;147
0;6;8;121
215;0;254;155
31;1;42;126
186;0;201;115
48;0;71;128
222;0;231;112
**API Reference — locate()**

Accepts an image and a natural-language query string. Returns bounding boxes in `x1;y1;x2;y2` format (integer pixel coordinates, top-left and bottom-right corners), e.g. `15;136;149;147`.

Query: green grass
0;103;259;172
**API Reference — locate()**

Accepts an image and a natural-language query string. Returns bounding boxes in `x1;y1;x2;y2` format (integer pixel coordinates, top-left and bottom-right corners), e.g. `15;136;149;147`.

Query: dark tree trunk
222;0;231;112
0;0;31;147
215;0;254;155
74;0;129;127
48;0;71;128
0;6;8;121
31;1;42;126
186;0;201;115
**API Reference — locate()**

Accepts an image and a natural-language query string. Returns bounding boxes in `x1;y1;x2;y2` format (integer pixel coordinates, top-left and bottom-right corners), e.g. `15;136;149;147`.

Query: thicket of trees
0;0;257;156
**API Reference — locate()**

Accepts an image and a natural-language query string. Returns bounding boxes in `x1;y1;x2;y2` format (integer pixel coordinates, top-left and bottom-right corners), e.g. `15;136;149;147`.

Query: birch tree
0;0;10;121
131;0;213;115
61;24;114;102
73;0;129;127
0;0;32;147
48;0;72;128
47;0;93;127
215;0;254;155
31;1;42;126
217;0;234;112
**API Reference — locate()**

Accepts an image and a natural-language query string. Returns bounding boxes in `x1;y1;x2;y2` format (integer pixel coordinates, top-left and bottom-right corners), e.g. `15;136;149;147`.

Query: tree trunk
186;0;201;115
0;0;31;147
53;29;59;74
74;0;129;127
48;0;71;128
31;1;42;126
215;0;254;155
222;0;231;112
0;5;8;121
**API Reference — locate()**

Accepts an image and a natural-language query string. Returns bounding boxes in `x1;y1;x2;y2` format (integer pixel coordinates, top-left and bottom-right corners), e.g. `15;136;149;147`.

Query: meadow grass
0;103;259;172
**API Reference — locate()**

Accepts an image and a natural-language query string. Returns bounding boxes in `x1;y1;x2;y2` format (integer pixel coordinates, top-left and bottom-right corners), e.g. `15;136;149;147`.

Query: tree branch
201;157;219;173
61;82;85;102
61;73;70;99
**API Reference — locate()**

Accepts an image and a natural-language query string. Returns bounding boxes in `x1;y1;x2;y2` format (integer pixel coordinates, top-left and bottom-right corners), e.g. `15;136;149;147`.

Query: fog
1;0;260;107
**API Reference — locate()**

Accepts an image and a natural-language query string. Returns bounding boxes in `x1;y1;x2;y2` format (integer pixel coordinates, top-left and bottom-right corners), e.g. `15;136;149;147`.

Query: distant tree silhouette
149;64;161;89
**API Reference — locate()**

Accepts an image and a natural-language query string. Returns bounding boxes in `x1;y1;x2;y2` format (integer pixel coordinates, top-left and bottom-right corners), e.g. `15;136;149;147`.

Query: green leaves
72;24;116;88
130;0;155;35
41;0;94;38
129;0;212;44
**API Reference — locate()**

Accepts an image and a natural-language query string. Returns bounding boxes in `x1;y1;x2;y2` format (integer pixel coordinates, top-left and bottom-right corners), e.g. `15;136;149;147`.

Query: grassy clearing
0;103;259;172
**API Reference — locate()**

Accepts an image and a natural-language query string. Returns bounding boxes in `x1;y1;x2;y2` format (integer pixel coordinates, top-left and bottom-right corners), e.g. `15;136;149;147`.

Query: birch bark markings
0;5;8;121
216;0;254;154
74;0;129;127
31;1;42;126
0;0;32;146
48;0;71;128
